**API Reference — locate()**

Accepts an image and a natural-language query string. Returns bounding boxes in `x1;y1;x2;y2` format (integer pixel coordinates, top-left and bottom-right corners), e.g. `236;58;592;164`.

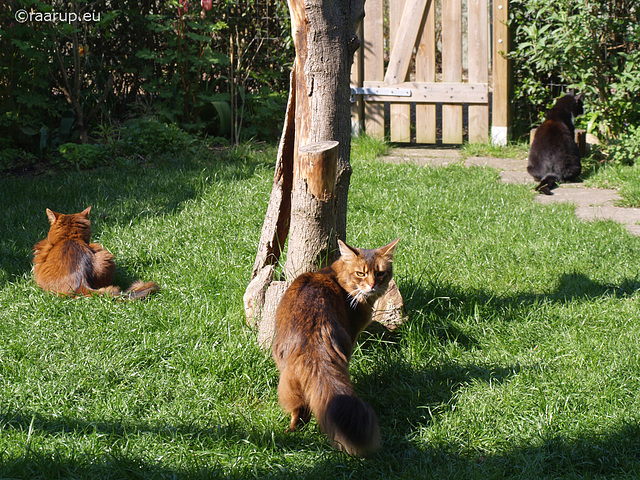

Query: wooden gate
351;0;511;145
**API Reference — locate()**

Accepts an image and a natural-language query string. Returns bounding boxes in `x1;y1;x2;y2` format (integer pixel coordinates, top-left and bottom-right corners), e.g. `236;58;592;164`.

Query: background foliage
0;0;292;171
3;0;640;173
509;0;640;141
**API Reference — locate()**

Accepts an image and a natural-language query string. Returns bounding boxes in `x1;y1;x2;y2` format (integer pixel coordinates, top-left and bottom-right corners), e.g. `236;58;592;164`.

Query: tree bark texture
285;140;339;280
289;0;364;241
244;0;406;345
244;0;364;325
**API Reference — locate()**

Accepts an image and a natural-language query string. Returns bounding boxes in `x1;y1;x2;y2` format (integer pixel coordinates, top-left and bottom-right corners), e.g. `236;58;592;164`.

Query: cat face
573;94;584;118
336;239;399;307
46;206;92;244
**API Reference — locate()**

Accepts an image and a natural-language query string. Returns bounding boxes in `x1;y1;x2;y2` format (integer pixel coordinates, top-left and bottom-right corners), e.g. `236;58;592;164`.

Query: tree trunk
285;140;339;280
244;0;405;346
287;0;363;240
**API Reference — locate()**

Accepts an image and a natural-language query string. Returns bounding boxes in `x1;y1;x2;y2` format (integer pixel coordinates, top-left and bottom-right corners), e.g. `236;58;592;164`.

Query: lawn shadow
3;387;640;479
0;148;274;285
401;271;640;331
370;359;520;437
0;407;294;479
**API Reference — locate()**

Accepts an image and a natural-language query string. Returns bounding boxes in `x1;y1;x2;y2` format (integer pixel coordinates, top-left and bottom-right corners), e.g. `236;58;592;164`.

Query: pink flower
178;0;189;16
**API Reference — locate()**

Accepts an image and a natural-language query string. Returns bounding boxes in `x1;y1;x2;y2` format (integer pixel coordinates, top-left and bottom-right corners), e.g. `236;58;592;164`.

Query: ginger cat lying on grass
33;206;159;299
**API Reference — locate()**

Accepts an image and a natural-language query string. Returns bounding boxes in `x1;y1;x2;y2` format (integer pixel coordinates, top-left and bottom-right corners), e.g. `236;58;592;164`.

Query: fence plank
415;0;436;143
492;0;511;145
363;0;384;139
442;0;463;144
351;21;364;135
385;0;429;84
390;0;411;143
363;82;488;103
468;0;489;143
357;0;496;145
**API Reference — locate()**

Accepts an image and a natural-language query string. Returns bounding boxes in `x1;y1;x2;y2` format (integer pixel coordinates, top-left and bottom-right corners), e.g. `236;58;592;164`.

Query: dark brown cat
33;206;159;299
272;238;399;457
527;92;584;194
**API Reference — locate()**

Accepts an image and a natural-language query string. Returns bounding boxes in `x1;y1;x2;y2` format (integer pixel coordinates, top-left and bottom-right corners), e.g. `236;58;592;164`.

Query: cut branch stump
244;0;406;348
285;140;339;280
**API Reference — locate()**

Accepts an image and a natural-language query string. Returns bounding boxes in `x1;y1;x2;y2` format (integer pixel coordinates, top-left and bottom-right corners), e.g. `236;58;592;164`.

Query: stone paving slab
382;147;640;236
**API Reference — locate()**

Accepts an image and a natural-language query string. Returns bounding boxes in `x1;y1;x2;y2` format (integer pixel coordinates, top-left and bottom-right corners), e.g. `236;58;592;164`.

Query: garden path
382;146;640;236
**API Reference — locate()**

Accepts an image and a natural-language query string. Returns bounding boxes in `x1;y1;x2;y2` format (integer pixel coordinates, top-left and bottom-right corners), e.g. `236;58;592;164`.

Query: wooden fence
351;0;511;145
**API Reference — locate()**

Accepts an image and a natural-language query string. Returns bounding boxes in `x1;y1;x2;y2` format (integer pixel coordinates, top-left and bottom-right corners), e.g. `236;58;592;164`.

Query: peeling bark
243;0;405;343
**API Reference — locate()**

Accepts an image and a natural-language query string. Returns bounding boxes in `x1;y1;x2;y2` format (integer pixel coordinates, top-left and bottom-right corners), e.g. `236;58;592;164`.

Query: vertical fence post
389;0;411;142
442;0;463;144
351;22;364;135
415;0;436;143
468;0;489;143
492;0;511;146
363;0;385;139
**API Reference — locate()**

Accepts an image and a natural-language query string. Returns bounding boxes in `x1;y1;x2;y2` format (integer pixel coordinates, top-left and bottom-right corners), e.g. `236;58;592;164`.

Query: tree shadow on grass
401;271;640;333
0;150;274;285
4;394;639;479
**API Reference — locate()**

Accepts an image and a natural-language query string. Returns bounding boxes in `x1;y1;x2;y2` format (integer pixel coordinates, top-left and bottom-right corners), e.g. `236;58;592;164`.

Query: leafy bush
114;118;197;159
0;0;292;163
241;89;288;141
137;3;230;129
0;117;199;174
605;125;640;166
0;148;37;173
57;143;110;170
509;0;640;139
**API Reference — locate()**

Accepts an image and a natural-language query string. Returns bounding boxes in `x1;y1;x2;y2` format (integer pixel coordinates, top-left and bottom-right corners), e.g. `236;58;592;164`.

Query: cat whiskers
347;288;369;309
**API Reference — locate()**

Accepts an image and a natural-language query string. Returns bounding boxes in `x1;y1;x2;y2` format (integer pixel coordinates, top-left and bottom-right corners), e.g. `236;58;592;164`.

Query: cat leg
288;406;311;432
90;244;115;288
562;159;582;182
278;368;310;432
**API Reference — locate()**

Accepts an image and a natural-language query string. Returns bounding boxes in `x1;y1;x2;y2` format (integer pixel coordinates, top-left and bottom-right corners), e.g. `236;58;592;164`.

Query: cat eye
355;271;367;278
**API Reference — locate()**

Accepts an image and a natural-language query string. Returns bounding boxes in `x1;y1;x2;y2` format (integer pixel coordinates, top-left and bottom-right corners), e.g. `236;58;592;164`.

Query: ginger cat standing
272;238;399;457
33;206;159;299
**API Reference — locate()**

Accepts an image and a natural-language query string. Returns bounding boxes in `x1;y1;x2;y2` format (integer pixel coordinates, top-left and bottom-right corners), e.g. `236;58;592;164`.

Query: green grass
584;160;640;207
459;140;529;160
2;136;640;478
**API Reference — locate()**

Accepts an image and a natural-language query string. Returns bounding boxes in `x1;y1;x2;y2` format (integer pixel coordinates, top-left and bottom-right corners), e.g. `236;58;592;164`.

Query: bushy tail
535;174;558;195
318;393;381;457
276;330;381;456
122;280;160;300
75;280;159;300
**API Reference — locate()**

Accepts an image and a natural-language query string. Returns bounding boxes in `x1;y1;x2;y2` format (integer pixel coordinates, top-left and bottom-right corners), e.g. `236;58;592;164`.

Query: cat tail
75;281;159;300
308;366;381;457
319;393;381;457
535;174;558;195
122;280;160;300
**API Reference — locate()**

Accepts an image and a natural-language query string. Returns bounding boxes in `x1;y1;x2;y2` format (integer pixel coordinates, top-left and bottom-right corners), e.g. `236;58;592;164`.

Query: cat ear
378;238;400;259
46;208;59;225
80;206;92;218
337;239;359;260
575;92;584;102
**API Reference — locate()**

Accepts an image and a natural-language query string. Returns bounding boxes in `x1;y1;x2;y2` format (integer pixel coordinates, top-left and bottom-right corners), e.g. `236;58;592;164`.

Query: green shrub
605;125;640;166
1;0;292;158
509;0;640;139
57;143;109;170
0;148;37;173
114;118;196;159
